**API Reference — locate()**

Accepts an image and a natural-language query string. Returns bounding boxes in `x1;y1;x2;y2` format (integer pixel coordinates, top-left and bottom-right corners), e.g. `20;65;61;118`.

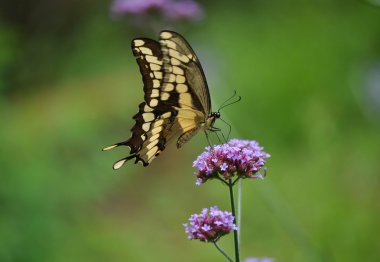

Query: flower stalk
228;179;240;262
213;241;234;262
237;178;242;253
185;139;270;261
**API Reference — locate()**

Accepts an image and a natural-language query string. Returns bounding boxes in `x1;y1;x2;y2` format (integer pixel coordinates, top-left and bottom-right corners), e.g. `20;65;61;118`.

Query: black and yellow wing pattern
103;31;219;169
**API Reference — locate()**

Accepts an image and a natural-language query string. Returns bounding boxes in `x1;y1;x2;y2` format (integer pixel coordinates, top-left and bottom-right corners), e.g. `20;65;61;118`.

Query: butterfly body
103;31;218;169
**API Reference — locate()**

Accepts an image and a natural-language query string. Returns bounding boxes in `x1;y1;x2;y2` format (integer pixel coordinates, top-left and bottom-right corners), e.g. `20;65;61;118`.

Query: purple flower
111;0;203;21
163;0;203;21
220;162;228;171
111;0;167;16
183;206;237;242
193;139;270;185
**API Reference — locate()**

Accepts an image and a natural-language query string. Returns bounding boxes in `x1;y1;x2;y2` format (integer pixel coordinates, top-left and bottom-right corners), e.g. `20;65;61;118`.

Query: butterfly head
204;111;220;131
212;112;221;119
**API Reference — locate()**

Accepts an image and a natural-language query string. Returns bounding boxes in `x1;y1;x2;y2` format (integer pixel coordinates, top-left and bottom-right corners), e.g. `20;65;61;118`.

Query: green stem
213;241;234;262
228;179;240;262
237;178;242;253
216;176;230;186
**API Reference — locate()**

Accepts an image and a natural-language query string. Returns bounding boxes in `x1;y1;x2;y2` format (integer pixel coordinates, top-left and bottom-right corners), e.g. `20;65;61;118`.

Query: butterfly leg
209;126;221;132
214;130;223;144
219;130;229;143
209;126;228;144
204;131;213;148
224;121;231;141
218;117;232;142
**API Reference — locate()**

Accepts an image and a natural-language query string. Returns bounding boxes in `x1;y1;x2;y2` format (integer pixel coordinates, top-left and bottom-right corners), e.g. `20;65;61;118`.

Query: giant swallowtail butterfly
103;30;220;169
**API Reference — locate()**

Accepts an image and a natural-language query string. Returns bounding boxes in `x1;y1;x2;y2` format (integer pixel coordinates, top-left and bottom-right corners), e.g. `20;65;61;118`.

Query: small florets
183;206;237;242
193;139;270;185
111;0;203;21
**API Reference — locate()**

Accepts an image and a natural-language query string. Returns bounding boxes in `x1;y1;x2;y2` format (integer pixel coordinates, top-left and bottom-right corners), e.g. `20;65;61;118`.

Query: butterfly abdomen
177;127;200;149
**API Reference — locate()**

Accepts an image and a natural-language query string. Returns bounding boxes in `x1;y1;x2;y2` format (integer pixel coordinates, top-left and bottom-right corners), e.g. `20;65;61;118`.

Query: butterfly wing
159;30;211;148
103;38;173;168
103;31;212;169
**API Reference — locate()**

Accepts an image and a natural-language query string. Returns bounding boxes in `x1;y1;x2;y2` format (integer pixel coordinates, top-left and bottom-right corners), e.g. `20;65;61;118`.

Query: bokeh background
1;0;380;261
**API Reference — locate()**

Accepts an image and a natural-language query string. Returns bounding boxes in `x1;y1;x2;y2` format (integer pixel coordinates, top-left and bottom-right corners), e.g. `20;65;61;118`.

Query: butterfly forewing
159;31;211;115
159;31;212;148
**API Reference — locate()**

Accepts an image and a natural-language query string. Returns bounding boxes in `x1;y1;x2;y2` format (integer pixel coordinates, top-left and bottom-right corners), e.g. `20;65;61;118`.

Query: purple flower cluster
183;206;237;242
163;0;203;20
193;139;270;185
111;0;165;15
111;0;203;21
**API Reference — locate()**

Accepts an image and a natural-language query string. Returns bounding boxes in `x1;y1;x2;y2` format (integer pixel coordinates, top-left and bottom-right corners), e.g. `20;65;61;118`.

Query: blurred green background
1;0;380;261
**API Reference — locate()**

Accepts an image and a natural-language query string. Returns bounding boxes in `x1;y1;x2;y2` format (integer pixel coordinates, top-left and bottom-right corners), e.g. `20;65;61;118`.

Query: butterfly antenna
218;90;241;112
218;90;237;111
218;96;241;112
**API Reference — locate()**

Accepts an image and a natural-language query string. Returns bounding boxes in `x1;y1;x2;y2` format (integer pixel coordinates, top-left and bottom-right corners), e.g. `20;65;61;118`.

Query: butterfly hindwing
132;38;164;108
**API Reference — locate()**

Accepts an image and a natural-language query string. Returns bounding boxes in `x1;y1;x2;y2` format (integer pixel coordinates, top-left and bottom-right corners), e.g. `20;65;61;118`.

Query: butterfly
103;30;220;169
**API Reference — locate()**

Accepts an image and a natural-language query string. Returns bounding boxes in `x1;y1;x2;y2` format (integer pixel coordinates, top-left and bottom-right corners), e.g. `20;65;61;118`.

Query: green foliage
1;1;380;261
